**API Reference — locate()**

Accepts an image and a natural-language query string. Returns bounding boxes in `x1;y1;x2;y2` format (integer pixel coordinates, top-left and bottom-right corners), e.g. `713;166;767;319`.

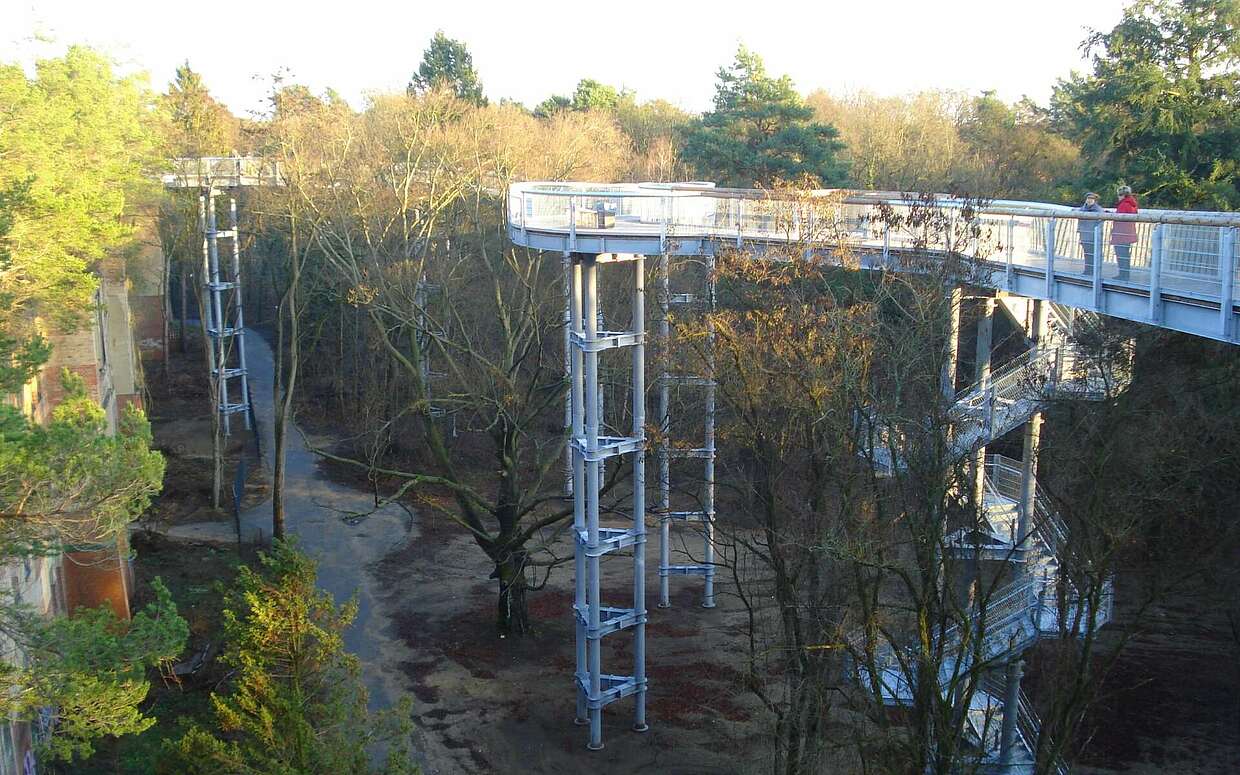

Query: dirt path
237;331;416;713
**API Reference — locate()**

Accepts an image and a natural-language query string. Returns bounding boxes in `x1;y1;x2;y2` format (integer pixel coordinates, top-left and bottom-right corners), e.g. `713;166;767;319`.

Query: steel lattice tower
656;252;718;609
198;189;250;433
568;252;648;750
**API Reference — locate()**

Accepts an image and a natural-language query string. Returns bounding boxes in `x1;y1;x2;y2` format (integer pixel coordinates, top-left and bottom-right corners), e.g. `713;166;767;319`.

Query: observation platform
163;156;283;189
507;182;1240;346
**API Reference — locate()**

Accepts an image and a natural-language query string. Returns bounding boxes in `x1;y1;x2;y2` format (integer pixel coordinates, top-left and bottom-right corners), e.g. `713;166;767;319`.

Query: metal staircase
855;298;1121;772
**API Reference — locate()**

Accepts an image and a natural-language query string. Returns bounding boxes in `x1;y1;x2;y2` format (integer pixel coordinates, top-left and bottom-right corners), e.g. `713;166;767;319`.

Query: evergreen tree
0;373;181;763
162;62;236;157
0;580;188;763
684;46;847;187
168;542;416;775
1051;0;1240;208
0;47;155;386
408;31;485;106
0;371;165;555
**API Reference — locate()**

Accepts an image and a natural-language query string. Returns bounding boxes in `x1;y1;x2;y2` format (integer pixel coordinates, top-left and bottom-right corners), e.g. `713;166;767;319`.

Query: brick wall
62;540;131;621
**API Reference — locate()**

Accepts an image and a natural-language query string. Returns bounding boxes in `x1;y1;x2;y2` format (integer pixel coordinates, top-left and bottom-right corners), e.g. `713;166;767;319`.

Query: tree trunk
178;262;188;354
495;552;530;636
272;299;286;541
161;244;172;381
272;212;302;542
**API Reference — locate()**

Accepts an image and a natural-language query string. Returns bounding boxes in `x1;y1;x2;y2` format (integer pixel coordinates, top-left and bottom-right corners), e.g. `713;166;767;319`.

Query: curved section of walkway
507;182;1240;346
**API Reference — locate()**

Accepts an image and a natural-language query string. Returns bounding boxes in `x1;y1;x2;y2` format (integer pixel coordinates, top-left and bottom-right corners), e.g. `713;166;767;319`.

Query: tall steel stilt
201;187;250;433
570;261;588;727
228;198;251;430
564;252;574;497
657;252;718;608
569;252;648;750
414;273;451;431
631;255;649;731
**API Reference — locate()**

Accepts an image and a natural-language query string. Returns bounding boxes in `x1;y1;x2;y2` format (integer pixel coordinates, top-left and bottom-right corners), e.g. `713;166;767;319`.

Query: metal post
1017;301;1046;546
702;250;717;609
631;255;649;732
1221;227;1236;341
582;257;603;751
971;298;995;506
205;189;230;435
570;260;588;727
1045;217;1056;299
597;307;606;488
657;252;672;609
1149;224;1163;324
1017;414;1042;545
1005;218;1015;290
942;286;963;399
564;253;574;497
1092;221;1105;309
569;196;578;252
999;659;1025;764
198;195;217;380
229;198;251;430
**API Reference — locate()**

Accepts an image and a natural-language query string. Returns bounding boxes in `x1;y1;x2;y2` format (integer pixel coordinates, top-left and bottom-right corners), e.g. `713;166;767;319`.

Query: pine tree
684;46;847;188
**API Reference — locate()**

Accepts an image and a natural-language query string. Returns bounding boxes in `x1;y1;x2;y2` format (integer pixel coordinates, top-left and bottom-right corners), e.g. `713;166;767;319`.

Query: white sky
5;0;1128;116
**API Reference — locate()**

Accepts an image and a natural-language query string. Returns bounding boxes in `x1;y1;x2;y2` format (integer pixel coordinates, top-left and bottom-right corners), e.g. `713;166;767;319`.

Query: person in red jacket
1111;185;1139;281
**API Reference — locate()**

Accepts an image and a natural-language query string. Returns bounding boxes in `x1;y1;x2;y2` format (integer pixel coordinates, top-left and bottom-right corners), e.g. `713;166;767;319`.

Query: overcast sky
6;0;1129;116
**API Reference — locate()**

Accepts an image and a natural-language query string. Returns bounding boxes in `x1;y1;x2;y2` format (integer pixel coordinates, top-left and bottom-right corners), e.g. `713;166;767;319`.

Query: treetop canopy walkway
508;181;1240;346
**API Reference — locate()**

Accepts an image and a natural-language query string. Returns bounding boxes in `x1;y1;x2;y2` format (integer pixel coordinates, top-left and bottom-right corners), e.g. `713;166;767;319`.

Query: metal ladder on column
199;189;250;434
656;253;717;609
569;253;649;750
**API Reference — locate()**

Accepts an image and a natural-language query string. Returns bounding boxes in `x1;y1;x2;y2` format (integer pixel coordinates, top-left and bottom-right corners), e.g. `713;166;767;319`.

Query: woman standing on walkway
1111;185;1139;281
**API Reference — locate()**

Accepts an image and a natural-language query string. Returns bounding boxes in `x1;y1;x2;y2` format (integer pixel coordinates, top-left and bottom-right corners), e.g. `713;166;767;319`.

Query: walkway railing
509;182;1240;344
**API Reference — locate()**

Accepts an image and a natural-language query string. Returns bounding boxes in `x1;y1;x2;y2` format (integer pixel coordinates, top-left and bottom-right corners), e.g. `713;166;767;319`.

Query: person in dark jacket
1077;192;1103;275
1112;185;1139;281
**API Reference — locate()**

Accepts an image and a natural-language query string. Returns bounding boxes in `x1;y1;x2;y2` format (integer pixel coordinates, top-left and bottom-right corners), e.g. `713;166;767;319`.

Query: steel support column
942;286;963;399
201;188;250;434
656;253;717;608
971;297;995;506
1017;301;1047;543
569;253;648;750
999;659;1025;764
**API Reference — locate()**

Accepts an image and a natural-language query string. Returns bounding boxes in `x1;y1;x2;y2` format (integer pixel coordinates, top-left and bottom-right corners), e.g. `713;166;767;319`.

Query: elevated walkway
506;180;1222;759
507;182;1240;345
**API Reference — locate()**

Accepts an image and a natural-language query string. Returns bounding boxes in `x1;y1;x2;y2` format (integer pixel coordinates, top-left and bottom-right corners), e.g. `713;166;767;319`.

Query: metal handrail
511;182;1240;227
511;183;1240;341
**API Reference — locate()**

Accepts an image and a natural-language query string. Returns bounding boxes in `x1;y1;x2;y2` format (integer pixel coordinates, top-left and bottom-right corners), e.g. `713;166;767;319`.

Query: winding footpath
237;330;415;711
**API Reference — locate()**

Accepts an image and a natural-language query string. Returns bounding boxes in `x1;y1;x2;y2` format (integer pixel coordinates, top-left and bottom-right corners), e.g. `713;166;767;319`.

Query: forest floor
105;336;1240;775
368;506;771;774
1069;570;1240;775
